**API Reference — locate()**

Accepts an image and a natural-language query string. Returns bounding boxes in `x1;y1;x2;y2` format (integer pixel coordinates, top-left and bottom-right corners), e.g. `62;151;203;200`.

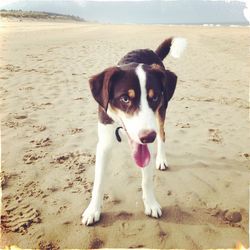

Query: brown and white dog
82;37;186;225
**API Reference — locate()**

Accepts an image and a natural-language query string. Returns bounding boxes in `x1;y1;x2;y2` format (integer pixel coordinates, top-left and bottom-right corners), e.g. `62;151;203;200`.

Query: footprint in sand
176;122;191;128
4;113;28;129
56;205;67;215
158;230;168;242
209;208;242;225
19;86;34;91
239;152;250;159
0;171;18;189
38;241;60;250
69;128;84;135
22;181;45;198
0;171;9;189
4;120;20;129
89;238;104;249
25;102;52;111
3;64;21;72
1;203;41;234
32;124;47;132
208;128;223;143
63;181;73;191
2;179;46;232
23;150;48;164
51;151;95;167
63;176;92;195
30;137;52;148
51;151;95;193
50;152;73;164
129;244;145;248
116;211;133;220
14;114;28;120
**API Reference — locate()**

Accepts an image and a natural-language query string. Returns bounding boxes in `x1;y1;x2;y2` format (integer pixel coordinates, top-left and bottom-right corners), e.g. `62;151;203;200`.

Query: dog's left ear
150;64;177;102
89;66;121;111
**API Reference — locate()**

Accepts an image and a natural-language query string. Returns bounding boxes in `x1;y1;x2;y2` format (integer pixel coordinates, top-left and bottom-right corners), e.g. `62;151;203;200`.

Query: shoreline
0;15;249;27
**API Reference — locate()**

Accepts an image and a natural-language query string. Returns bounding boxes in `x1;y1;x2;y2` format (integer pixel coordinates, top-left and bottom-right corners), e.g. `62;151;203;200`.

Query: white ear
170;37;187;59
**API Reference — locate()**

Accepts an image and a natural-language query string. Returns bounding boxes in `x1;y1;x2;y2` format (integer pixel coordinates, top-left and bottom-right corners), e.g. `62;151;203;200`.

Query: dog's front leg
141;144;162;218
82;122;114;226
156;135;169;170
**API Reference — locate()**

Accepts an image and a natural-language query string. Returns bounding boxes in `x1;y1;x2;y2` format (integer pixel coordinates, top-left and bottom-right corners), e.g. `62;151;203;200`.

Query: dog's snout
139;130;156;144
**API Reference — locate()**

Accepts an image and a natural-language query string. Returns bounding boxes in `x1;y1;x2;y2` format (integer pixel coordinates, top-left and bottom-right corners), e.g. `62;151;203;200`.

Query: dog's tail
155;37;187;61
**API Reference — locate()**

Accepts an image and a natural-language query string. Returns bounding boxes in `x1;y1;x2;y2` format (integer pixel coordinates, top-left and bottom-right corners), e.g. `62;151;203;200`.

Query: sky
0;0;246;8
0;0;248;7
0;0;247;4
0;0;249;24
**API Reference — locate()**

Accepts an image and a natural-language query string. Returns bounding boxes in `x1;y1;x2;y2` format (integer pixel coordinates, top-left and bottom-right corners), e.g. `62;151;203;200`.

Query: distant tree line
0;9;85;21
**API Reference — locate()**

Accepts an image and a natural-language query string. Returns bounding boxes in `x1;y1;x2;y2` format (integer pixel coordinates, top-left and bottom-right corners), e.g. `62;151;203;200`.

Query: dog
82;37;186;225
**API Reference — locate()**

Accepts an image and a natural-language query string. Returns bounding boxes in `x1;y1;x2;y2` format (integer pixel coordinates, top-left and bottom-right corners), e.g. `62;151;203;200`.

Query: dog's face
109;64;164;145
89;63;177;144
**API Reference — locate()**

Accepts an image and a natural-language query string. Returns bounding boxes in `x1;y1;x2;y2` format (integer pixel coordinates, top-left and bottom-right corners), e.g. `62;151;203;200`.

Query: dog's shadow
91;205;243;228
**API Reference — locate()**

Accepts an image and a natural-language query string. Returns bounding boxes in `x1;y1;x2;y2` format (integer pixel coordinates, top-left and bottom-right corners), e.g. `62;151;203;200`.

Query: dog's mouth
131;141;150;168
119;123;150;168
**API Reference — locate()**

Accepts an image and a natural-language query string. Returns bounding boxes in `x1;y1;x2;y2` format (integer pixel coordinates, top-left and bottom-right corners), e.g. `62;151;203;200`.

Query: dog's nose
139;130;156;144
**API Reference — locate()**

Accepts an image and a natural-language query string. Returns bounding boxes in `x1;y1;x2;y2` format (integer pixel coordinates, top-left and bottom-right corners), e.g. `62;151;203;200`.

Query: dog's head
89;63;177;167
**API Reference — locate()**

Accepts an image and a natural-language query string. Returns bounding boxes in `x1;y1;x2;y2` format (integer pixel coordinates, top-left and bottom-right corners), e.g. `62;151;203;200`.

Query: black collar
115;127;123;142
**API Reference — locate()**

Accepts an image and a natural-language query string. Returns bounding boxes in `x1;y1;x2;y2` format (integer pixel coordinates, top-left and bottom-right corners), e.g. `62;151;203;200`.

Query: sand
0;19;249;249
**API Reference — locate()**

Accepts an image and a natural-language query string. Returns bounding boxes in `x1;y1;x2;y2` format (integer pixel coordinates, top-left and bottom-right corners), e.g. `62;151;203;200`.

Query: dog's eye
152;95;159;102
120;95;130;104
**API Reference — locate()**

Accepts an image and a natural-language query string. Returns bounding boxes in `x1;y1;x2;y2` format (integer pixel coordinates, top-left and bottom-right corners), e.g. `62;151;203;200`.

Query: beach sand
0;20;249;249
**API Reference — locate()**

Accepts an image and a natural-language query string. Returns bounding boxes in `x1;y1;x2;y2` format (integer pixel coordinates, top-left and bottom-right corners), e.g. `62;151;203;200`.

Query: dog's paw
82;206;101;226
144;199;162;218
156;157;169;171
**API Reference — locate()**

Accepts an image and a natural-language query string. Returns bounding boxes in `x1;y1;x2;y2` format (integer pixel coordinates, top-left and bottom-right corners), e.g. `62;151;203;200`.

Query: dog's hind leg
141;144;162;218
82;122;115;226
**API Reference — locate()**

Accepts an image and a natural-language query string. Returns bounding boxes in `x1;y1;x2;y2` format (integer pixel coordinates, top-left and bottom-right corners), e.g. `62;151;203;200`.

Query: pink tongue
132;142;151;168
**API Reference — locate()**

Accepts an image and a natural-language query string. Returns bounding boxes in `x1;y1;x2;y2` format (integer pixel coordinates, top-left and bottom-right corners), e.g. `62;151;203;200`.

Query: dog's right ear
89;67;121;111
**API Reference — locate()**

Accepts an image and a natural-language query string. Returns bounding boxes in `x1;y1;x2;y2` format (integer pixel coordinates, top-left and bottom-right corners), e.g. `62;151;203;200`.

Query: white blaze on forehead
134;64;157;131
136;64;148;111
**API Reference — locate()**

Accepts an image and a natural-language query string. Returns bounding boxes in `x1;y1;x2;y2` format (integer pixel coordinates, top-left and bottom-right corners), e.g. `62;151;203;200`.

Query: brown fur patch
157;103;166;142
109;69;140;116
148;89;154;98
151;63;163;71
89;66;121;111
99;106;114;124
157;115;165;142
128;89;136;98
159;119;165;142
